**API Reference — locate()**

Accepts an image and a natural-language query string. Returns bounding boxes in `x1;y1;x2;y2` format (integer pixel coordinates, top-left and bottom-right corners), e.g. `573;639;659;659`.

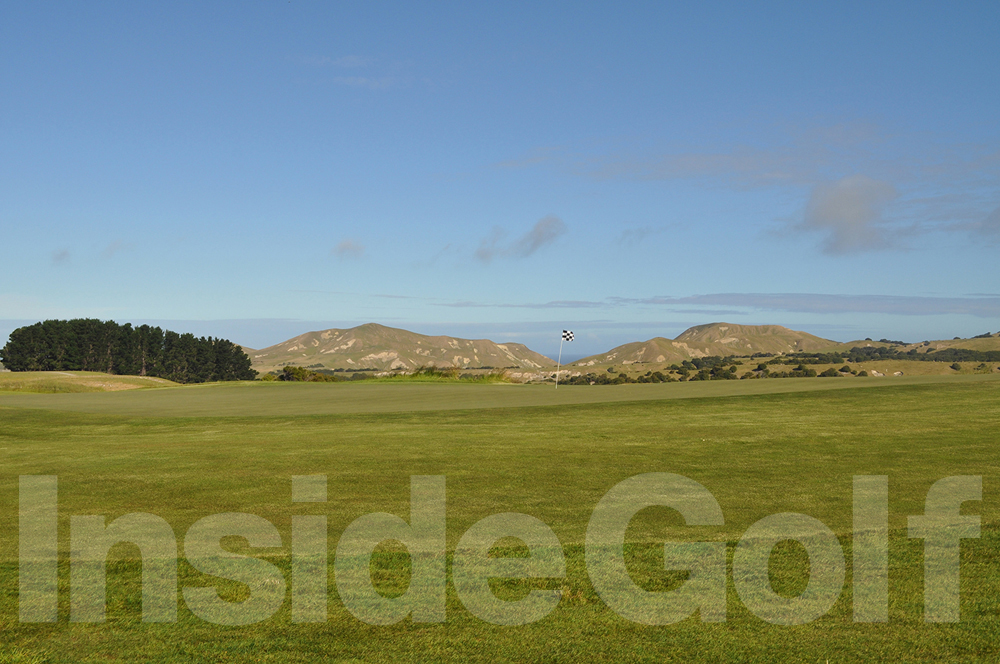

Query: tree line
0;319;257;383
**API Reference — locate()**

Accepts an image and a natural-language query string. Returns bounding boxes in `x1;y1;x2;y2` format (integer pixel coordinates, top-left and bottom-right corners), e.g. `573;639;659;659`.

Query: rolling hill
571;323;837;367
246;322;1000;377
898;332;1000;354
248;323;555;374
811;331;1000;354
571;324;1000;370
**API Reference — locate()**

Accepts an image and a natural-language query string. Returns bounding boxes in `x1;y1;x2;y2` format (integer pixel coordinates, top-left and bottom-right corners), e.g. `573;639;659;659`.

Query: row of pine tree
0;319;257;383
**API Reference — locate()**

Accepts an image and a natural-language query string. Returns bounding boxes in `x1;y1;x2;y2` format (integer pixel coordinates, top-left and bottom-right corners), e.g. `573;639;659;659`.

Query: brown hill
816;332;1000;354
249;323;554;374
572;323;835;367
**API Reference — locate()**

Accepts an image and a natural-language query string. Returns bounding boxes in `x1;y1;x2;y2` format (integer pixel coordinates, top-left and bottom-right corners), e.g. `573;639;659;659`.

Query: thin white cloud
333;239;365;259
798;175;899;254
441;299;605;309
439;292;1000;318
499;123;1000;250
620;293;1000;318
582;122;888;187
332;76;395;90
298;54;400;89
302;55;373;68
476;216;567;262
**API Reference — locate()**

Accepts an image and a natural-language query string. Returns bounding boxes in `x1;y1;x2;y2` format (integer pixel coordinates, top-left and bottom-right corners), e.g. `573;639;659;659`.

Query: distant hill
818;332;1000;354
247;322;1000;376
572;323;836;367
571;324;1000;369
249;323;554;374
900;332;1000;354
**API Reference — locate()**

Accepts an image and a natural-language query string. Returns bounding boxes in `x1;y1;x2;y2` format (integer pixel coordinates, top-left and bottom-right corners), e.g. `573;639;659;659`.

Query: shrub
279;366;338;382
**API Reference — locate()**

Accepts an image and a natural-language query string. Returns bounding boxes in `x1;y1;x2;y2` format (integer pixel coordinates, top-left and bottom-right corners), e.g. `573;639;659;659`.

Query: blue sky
2;2;998;358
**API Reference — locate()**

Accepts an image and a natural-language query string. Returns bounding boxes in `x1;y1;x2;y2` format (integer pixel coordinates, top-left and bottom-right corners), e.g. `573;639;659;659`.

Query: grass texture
1;375;998;662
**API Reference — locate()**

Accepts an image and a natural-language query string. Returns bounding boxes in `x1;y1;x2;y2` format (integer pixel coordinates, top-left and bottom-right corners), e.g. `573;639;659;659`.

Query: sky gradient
2;2;998;358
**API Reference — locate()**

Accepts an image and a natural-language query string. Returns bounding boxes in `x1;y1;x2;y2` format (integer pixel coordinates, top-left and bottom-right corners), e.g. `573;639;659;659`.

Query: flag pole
555;336;564;389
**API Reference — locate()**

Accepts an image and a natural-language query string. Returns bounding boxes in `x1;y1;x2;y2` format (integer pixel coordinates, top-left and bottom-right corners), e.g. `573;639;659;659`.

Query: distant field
0;372;998;417
0;371;177;394
565;358;1000;380
1;377;998;662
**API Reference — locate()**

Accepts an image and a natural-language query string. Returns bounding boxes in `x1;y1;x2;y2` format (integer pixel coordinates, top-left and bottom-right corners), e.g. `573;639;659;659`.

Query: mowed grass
1;376;999;662
1;372;997;418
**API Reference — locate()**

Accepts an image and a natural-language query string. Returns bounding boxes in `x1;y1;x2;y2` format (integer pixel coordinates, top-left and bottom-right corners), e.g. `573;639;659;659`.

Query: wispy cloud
499;123;1000;250
512;215;566;257
411;243;457;269
616;226;658;246
441;299;605;309
301;54;373;68
973;205;1000;239
577;123;997;191
618;293;1000;318
438;292;1000;318
333;239;365;259
331;76;395;90
494;147;563;170
297;54;401;89
52;249;70;265
476;215;567;262
100;240;131;260
582;122;890;187
671;309;747;316
796;175;899;253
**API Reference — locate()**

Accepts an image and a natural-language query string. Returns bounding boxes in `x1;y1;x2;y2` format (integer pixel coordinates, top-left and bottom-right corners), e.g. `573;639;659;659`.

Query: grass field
0;372;176;394
2;375;999;662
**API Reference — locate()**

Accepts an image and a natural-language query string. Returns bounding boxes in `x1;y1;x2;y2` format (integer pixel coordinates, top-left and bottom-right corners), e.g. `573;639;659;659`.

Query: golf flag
556;330;574;388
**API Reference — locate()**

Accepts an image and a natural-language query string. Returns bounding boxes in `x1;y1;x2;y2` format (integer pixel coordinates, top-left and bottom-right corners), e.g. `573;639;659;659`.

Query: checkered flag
555;330;574;388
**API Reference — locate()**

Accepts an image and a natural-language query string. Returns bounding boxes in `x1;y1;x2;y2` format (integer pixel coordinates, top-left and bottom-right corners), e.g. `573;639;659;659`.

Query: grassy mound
0;371;177;393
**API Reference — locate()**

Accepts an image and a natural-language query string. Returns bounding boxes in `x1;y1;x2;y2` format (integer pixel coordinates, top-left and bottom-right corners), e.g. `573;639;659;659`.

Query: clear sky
2;2;998;358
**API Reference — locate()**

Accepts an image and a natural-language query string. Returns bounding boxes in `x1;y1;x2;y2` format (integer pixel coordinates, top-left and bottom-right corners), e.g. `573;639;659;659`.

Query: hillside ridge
249;322;1000;375
249;323;554;374
572;322;837;367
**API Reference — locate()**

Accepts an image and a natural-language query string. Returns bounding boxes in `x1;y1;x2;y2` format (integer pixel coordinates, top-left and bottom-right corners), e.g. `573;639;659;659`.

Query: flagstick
555;336;564;389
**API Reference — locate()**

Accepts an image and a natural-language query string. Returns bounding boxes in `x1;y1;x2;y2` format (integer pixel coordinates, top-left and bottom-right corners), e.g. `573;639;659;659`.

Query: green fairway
1;372;997;418
1;378;998;662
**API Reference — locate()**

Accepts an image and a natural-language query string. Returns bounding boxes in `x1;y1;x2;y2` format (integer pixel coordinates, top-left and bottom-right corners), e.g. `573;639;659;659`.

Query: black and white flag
562;330;574;342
